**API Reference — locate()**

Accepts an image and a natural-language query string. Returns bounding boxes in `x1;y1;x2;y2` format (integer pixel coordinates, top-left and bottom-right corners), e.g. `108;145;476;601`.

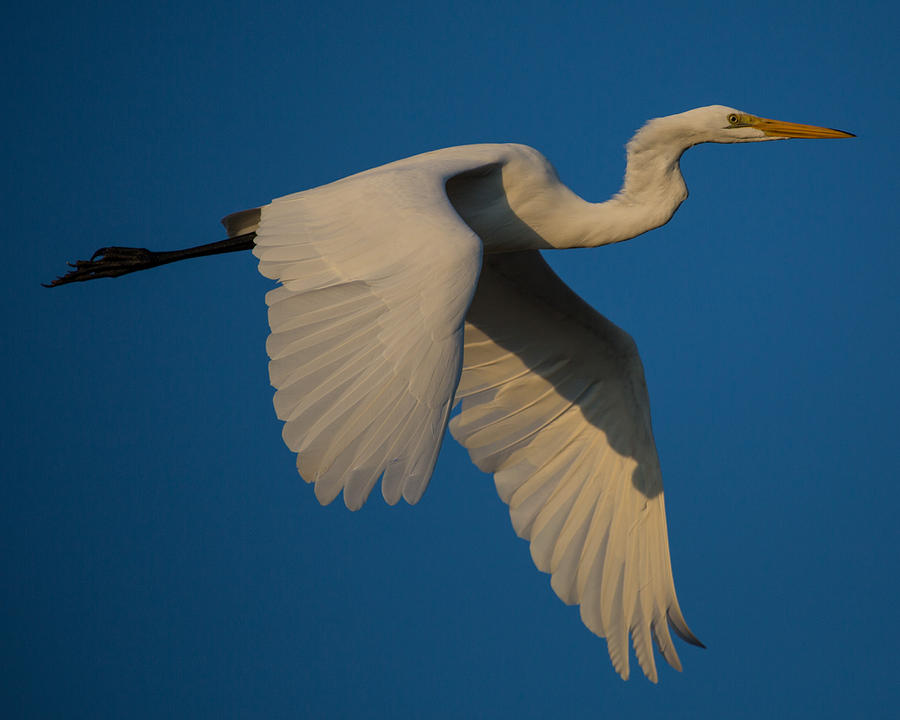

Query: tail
221;208;261;238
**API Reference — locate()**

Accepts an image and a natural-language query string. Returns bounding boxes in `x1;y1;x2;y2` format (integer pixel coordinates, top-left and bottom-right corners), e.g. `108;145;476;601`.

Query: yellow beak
750;116;855;139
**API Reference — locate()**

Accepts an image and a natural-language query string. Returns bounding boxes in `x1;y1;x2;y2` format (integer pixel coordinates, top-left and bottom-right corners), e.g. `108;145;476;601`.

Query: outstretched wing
252;149;503;510
450;251;701;682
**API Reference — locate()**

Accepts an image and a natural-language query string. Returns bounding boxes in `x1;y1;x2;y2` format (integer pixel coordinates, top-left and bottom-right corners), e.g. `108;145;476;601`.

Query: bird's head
671;105;855;145
620;105;854;229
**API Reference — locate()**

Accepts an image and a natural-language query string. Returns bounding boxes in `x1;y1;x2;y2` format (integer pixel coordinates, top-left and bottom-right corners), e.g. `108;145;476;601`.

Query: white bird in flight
49;105;853;682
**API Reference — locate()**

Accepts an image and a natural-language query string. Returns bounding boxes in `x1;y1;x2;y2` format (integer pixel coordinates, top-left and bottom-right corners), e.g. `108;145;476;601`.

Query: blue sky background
4;1;898;717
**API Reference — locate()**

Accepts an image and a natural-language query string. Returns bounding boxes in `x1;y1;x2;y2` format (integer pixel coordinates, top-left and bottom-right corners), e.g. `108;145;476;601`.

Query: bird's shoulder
366;142;554;180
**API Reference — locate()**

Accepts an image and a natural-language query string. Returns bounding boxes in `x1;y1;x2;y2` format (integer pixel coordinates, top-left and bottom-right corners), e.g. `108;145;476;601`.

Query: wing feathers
254;148;493;509
451;251;699;681
249;144;697;682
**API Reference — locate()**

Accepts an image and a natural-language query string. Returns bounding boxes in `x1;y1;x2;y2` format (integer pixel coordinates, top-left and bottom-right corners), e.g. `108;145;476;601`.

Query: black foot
44;246;161;287
45;233;257;288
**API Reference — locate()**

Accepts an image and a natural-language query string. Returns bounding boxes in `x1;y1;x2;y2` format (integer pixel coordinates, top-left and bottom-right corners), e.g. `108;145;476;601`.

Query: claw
44;246;158;287
45;232;256;288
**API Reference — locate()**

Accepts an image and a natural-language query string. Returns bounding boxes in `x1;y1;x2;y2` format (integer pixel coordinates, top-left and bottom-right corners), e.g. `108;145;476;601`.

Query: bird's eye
728;114;739;125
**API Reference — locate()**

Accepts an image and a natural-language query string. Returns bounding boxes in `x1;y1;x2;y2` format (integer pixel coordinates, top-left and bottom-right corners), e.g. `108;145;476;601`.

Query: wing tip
667;607;705;649
342;492;366;512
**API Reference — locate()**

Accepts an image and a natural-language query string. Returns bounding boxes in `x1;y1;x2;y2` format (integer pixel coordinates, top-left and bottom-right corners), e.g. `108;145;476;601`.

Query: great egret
48;105;853;681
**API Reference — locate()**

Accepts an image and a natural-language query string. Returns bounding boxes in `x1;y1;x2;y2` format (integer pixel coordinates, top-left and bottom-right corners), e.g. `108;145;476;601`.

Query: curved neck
562;140;689;249
451;138;692;253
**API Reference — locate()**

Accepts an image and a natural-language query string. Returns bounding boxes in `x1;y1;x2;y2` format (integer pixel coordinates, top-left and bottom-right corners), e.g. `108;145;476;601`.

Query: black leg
44;232;257;287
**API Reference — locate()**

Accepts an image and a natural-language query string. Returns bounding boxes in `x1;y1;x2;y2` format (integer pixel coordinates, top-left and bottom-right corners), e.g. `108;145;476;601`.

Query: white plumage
51;105;853;681
254;150;486;509
451;251;696;681
247;141;701;681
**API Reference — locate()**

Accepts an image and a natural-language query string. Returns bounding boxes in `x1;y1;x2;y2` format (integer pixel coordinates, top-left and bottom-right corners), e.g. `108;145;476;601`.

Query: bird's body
48;105;853;682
